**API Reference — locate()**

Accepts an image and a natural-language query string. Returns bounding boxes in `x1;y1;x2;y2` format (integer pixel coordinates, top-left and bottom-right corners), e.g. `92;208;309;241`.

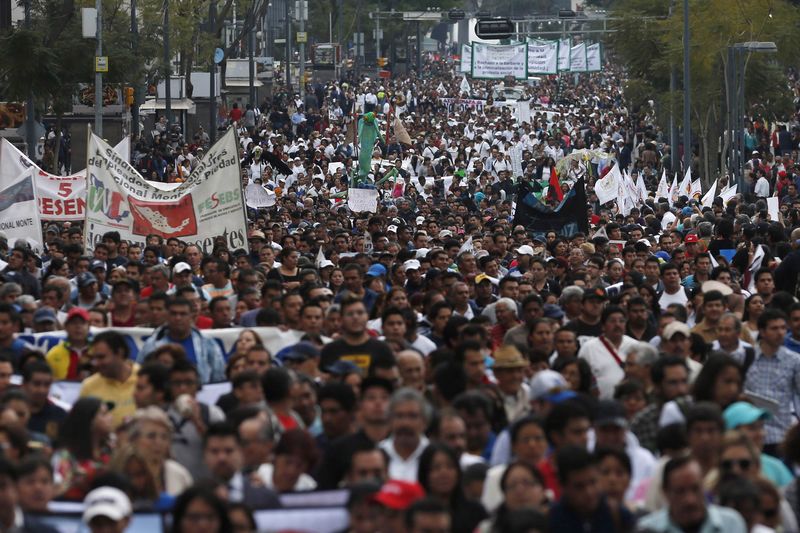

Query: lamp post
728;41;777;190
681;0;690;176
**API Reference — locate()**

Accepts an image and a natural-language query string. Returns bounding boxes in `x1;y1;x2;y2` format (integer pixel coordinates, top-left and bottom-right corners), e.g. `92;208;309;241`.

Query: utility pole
131;0;139;137
209;0;217;142
249;25;256;106
298;0;306;99
94;0;103;136
375;12;381;66
682;0;690;175
285;0;292;93
23;0;36;157
668;0;677;174
416;22;421;74
164;0;172;126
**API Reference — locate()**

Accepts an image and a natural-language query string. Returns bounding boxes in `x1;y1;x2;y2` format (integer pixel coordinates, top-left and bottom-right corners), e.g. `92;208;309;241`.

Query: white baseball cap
516;245;535;256
173;262;192;274
402;259;421;272
82;487;132;524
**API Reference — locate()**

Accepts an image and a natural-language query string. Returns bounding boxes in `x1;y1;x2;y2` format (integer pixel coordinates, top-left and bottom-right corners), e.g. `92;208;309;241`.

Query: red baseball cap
371;480;425;510
66;307;90;323
684;234;699;244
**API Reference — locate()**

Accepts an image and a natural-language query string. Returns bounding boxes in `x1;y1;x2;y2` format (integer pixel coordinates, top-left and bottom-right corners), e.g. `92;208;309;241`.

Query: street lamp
728;41;777;190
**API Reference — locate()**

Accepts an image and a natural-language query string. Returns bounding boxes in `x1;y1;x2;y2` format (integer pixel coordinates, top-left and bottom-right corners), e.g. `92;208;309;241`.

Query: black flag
512;176;590;238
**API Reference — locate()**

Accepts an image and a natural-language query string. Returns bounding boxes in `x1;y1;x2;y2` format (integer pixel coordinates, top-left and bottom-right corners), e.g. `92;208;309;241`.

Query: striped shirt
738;345;800;444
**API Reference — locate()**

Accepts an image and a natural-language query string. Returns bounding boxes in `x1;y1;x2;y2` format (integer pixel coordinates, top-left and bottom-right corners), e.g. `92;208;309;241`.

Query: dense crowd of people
3;52;800;533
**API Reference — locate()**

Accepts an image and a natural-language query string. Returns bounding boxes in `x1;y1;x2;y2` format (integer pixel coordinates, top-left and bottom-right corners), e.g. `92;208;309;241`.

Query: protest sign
439;98;487;114
0;137;128;221
471;42;528;80
460;44;472;73
527;40;558;75
84;128;249;255
586;43;602;71
570;42;587;72
347;188;379;213
558;38;571;71
0;168;44;253
767;196;779;222
245;182;277;208
513;177;589;238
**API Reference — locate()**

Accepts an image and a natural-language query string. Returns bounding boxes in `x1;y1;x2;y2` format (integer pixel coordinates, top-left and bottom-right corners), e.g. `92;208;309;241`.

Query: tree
609;0;800;183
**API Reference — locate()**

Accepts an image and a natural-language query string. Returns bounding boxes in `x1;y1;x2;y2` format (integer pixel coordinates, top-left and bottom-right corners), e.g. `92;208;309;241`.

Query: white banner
1;137;129;221
84;128;249;255
570;43;587;72
586;43;602;72
460;44;472;73
527;40;558;75
439;98;486;114
245;182;277;208
0;168;44;253
558;38;571;72
347;188;379;213
471;42;528;80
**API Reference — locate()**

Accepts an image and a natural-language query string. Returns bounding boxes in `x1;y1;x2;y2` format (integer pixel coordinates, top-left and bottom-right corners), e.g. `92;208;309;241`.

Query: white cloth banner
0;167;44;253
471;42;528;80
460;44;472;73
586;43;602;71
558;38;571;71
84;128;249;255
439;98;486;114
527;40;558;74
570;43;587;72
516;102;533;125
245;182;276;208
347;188;379;213
1;137;129;221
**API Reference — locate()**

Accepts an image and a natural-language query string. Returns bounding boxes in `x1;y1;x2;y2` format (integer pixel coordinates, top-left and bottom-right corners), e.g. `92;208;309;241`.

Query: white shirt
379;435;430;482
755;176;770;198
711;339;752;361
658;287;688;311
257;463;317;492
578;335;639;399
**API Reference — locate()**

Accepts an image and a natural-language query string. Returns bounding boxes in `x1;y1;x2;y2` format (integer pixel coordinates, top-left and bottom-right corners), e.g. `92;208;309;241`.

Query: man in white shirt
754;173;771;199
578;305;638;399
658;263;688;311
711;313;753;361
379;388;430;482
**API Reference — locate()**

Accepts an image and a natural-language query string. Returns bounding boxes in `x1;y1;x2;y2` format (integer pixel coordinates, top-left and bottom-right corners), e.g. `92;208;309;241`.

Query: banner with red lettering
0;137;129;221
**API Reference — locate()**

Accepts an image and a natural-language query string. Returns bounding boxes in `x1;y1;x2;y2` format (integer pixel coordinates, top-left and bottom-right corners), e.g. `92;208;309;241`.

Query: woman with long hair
742;294;764;340
232;329;264;358
52;397;113;500
478;461;548;533
128;407;193;496
170;486;231;533
266;247;302;290
417;443;488;533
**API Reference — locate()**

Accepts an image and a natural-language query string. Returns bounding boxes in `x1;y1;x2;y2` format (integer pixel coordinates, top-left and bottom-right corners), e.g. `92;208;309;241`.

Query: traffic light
377;57;388;67
475;18;514;39
124;87;134;107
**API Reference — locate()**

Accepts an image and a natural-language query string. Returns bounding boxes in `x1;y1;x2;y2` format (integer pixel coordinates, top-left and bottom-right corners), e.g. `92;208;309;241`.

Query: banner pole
231;126;251;254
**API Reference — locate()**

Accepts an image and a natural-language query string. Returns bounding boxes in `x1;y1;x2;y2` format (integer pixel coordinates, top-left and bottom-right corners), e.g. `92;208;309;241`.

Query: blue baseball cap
366;264;387;278
724;401;771;430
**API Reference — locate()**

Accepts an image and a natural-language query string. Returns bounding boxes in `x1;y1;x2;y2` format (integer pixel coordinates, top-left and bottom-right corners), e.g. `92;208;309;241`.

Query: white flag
595;164;622;206
636;174;648;204
689;179;702;199
460;77;471;96
701;180;717;208
669;174;679;206
719;184;737;205
656;169;669;201
459;235;474;255
316;246;326;268
437;82;446;95
679;167;692;197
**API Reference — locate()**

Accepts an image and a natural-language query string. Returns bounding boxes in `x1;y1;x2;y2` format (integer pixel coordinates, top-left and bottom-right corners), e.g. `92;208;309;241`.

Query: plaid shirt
738;345;800;445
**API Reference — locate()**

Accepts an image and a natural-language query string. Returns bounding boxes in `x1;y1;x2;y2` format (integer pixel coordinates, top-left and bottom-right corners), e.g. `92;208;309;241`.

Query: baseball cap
319;259;335;269
90;259;107;271
366;264;387;277
33;307;57;324
77;272;98;288
438;229;453;239
402;259;421;272
662;321;691;340
387;225;398;233
583;287;607;302
279;341;321;364
684;233;699;244
594;400;628;428
66;307;90;323
475;273;492;285
529;370;575;402
371;480;425;510
82;487;132;524
515;245;535;256
326;359;360;376
173;262;192;274
724;401;771;430
543;304;565;319
248;229;266;241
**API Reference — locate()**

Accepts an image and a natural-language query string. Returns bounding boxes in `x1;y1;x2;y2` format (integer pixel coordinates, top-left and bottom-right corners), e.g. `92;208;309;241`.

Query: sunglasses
721;458;752;471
